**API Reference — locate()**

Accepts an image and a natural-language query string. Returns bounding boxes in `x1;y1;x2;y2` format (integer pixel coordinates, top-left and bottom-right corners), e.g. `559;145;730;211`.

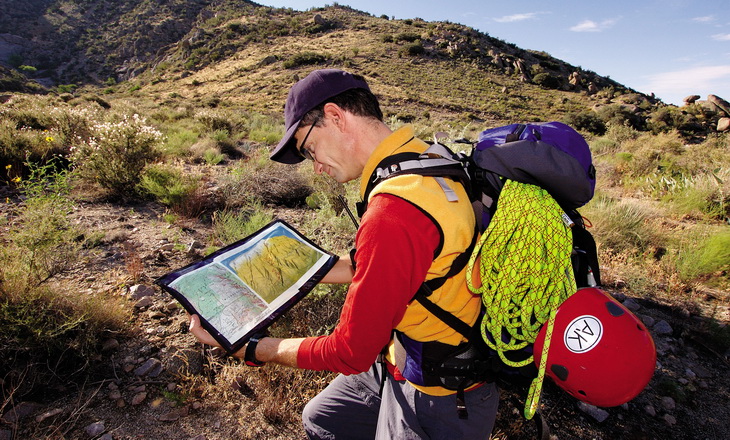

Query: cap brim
270;120;305;164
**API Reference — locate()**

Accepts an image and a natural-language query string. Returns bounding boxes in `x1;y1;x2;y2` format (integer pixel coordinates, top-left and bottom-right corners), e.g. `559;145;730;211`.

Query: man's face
294;116;359;183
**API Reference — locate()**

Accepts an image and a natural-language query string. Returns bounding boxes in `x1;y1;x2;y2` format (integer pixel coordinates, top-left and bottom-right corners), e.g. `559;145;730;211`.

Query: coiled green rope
466;179;577;419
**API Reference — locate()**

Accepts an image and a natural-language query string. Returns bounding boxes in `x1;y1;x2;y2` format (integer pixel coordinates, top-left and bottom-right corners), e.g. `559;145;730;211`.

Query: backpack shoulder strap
356;144;471;217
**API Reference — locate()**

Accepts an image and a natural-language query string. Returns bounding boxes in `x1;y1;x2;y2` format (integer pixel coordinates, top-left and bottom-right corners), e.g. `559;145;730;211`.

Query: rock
131;392;147;406
663;414;677;426
134;358;163;377
653;320;673;336
717;117;730;132
35;408;63;423
661;396;676;411
622;298;641;312
85;421;106;437
638;314;655;328
108;390;122;400
577;401;609;422
102;338;120;353
708;94;730;116
158;405;190;422
2;401;43;423
684;367;697;380
129;284;155;300
692;364;712;379
100;434;114;440
134;296;155;309
683;94;700;105
644;404;656;417
158;243;175;252
313;14;326;25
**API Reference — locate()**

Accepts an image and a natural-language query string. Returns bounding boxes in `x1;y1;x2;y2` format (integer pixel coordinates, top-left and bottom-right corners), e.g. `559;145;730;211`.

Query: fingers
188;314;220;347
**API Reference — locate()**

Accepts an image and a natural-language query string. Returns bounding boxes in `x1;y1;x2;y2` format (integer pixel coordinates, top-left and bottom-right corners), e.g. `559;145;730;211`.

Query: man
190;69;498;439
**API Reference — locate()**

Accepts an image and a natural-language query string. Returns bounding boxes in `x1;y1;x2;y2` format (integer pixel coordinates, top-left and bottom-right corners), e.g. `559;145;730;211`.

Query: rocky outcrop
707;94;730;117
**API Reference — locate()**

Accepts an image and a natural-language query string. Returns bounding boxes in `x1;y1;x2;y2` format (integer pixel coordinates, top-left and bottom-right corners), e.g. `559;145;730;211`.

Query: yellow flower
12;177;21;183
5;164;10;170
45;136;54;142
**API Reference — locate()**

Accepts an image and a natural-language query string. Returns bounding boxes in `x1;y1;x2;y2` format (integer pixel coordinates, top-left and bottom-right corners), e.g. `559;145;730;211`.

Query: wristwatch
244;335;266;367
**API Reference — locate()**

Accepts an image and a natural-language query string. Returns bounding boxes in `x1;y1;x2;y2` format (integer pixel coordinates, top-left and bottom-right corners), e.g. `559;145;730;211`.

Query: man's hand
189;314;223;348
188;314;305;367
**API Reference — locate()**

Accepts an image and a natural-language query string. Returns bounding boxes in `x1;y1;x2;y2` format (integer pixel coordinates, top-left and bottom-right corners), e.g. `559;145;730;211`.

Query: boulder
717;117;730;132
707;94;730;117
683;94;700;105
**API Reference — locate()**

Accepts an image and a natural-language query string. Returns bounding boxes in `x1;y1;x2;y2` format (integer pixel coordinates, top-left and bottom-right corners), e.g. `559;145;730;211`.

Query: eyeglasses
296;116;320;161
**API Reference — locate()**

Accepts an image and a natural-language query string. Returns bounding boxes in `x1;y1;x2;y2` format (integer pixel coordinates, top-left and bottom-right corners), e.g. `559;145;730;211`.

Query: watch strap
244;335;265;367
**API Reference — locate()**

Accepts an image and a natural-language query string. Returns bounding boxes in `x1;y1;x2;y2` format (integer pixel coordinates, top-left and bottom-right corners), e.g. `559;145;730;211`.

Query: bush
283;52;330;69
595;104;645;130
532;72;561;89
1;161;128;400
138;164;200;209
71;114;163;196
210;205;274;247
562;112;606;136
220;147;311;208
581;194;658;254
400;43;425;57
675;229;730;281
195;109;233;133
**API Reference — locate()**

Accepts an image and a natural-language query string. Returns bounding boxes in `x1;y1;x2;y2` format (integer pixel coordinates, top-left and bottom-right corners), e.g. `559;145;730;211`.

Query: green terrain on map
233;235;321;303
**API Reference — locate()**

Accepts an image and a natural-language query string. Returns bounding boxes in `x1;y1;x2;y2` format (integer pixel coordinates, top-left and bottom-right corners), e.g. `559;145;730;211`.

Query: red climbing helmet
533;287;656;407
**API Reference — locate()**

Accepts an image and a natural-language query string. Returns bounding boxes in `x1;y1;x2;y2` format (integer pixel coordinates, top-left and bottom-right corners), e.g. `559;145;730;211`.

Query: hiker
189;68;498;439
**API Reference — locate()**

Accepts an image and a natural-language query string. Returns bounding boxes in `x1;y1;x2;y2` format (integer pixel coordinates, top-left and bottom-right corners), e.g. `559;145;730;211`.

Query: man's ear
322;102;346;131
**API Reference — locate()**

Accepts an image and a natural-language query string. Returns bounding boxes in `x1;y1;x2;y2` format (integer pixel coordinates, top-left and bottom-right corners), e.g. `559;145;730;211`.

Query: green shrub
210;205;274;247
0;161;129;398
5;160;78;286
595;104;644;130
562;112;606;135
138;164;199;208
71;113;163;196
395;32;420;42
400;43;425;56
532;72;561;89
195;109;233;133
283;51;330;69
581;194;658;254
162;128;200;157
675;229;730;281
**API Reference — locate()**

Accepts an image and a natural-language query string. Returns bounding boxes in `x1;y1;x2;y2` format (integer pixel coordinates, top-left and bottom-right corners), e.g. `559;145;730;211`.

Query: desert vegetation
1;2;729;439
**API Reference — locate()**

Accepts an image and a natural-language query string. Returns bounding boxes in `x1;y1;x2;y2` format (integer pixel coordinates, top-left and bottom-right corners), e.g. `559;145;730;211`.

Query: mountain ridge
0;0;658;128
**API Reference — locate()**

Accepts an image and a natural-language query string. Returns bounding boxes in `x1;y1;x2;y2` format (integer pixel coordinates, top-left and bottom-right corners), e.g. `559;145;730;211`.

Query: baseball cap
270;69;371;164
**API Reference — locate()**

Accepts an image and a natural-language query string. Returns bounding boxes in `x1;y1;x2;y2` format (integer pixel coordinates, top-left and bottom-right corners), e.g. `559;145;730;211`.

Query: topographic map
161;221;333;349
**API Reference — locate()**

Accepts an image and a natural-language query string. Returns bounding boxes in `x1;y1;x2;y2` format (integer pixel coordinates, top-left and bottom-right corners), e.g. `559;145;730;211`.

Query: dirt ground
1;180;729;440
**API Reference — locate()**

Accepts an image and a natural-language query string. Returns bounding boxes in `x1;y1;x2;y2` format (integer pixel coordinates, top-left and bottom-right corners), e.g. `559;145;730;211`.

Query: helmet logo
564;315;603;353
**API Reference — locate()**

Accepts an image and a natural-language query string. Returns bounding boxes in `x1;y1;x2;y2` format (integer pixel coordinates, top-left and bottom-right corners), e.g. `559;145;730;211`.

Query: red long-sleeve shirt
297;193;440;374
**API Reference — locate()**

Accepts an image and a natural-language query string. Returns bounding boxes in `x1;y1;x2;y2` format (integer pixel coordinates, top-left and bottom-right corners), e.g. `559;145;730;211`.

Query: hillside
1;0;657;124
1;1;729;440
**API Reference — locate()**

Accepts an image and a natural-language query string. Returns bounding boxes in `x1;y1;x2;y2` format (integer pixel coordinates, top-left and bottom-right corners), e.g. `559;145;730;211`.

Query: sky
258;0;730;106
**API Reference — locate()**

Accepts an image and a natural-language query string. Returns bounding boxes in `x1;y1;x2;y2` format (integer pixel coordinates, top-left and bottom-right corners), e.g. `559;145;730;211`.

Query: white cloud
712;33;730;41
641;65;730;103
569;19;617;32
494;12;540;23
692;15;715;23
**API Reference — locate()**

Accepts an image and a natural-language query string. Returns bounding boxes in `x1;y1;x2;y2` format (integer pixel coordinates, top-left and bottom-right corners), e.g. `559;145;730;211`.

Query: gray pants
302;364;499;440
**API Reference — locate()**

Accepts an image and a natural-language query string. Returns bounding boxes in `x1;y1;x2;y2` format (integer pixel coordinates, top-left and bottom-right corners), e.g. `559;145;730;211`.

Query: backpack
357;122;601;422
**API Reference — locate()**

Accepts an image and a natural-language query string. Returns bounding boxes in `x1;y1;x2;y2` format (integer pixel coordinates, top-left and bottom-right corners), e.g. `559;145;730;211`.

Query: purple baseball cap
270;69;371;164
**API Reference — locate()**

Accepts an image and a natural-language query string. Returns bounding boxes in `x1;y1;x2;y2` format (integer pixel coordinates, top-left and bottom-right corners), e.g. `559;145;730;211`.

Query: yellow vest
359;126;481;395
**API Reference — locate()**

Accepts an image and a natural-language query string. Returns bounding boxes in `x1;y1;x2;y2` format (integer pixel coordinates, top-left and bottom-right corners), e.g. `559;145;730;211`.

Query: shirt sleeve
297;193;441;374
